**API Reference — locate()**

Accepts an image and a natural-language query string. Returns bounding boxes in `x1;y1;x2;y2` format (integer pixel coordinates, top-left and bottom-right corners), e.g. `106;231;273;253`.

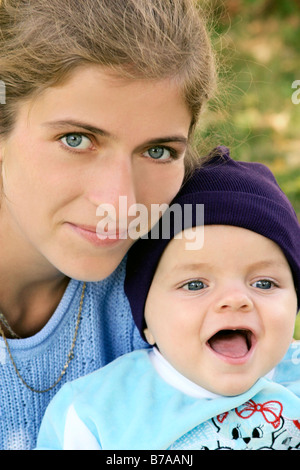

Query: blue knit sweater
0;258;147;450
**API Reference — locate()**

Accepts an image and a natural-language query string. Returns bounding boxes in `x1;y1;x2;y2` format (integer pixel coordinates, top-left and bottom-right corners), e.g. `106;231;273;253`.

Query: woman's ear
143;327;156;346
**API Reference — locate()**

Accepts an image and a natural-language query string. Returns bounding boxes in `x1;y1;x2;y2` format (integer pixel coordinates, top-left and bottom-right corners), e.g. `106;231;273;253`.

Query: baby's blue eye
252;280;274;290
183;280;206;291
144;146;171;160
61;133;92;150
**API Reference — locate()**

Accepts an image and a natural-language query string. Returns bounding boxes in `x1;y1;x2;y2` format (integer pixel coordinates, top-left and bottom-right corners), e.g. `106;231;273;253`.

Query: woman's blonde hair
0;0;216;169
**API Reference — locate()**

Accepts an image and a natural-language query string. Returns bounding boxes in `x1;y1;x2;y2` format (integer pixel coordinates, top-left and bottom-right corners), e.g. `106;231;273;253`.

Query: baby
36;148;300;450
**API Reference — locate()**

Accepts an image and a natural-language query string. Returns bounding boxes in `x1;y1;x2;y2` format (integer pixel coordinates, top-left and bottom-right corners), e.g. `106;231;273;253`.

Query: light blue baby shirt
36;347;300;450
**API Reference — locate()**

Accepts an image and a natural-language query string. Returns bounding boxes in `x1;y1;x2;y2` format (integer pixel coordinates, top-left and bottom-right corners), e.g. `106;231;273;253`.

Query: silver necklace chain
0;282;86;393
0;312;21;339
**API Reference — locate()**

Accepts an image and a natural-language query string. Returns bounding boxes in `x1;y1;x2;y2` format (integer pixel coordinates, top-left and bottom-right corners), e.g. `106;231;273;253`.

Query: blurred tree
198;0;300;218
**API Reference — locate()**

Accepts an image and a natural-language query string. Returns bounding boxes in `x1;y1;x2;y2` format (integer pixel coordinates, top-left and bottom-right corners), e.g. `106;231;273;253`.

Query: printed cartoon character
211;400;285;450
210;400;300;450
169;400;300;450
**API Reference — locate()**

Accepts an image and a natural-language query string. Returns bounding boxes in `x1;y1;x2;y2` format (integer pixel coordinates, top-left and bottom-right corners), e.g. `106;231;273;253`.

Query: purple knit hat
125;147;300;338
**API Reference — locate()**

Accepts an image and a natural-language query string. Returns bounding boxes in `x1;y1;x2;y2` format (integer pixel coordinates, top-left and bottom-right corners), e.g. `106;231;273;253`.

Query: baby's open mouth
207;329;253;359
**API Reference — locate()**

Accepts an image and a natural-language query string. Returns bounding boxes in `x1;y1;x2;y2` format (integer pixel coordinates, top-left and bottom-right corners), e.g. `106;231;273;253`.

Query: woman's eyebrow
42;119;188;146
42;119;111;137
144;136;188;146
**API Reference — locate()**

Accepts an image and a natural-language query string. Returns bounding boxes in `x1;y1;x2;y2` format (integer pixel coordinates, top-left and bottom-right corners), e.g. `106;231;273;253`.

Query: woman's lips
66;222;129;247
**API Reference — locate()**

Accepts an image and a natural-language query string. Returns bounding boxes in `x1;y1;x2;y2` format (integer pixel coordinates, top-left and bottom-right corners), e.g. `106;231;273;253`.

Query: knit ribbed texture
0;257;147;450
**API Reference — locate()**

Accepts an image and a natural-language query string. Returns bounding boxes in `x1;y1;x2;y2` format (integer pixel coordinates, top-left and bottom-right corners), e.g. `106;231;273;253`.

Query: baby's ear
143;328;156;346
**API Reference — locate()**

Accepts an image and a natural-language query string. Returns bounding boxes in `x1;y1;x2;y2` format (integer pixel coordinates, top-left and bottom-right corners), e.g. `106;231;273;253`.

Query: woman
0;0;216;449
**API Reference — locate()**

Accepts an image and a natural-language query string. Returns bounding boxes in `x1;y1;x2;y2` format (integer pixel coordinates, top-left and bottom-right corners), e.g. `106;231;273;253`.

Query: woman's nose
86;155;137;219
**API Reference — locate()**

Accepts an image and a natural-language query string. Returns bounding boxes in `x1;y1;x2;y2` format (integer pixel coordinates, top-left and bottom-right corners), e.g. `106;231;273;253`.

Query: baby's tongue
209;330;248;358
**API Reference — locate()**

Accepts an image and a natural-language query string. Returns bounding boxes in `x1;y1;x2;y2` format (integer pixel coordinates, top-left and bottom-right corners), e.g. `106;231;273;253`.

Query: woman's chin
55;249;130;282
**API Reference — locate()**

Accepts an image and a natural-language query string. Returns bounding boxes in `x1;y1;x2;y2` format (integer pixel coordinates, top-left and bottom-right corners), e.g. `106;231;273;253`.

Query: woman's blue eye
60;133;92;150
144;146;172;160
253;280;274;290
183;280;206;291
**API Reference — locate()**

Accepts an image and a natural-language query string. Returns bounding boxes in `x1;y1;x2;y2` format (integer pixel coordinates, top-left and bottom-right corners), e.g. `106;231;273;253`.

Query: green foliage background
197;0;300;337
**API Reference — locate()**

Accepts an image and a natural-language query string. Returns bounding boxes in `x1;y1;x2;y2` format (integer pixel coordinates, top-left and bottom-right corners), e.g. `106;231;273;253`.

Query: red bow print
293;419;300;430
217;412;229;423
235;399;283;429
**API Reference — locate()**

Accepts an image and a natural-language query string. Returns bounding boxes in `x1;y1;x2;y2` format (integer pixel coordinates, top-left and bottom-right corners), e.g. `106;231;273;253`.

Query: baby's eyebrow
174;262;212;272
171;259;288;274
248;259;287;270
